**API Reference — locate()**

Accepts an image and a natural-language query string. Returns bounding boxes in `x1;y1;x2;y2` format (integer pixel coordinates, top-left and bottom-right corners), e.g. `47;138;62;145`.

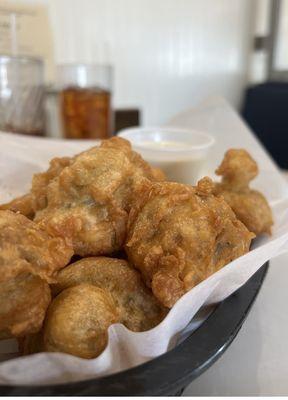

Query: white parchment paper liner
0;97;287;385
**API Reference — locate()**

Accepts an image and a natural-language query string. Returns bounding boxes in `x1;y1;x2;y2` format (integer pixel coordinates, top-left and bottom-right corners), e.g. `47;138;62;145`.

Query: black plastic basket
0;263;268;396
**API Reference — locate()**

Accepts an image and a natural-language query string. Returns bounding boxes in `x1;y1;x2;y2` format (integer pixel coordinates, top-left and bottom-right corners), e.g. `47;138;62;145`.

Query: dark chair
242;82;288;169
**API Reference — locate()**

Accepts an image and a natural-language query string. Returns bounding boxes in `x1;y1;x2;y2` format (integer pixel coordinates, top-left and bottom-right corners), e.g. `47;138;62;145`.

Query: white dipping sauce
138;140;195;150
117;128;215;185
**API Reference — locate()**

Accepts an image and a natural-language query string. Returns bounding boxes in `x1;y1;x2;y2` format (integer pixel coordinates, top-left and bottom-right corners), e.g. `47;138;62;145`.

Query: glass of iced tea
57;64;112;139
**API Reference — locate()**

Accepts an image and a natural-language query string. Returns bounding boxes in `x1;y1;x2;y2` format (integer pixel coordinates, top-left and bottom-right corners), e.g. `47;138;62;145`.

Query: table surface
184;174;288;396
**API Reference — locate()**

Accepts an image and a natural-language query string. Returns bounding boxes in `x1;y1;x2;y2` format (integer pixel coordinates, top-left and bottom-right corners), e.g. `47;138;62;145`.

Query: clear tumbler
0;55;45;136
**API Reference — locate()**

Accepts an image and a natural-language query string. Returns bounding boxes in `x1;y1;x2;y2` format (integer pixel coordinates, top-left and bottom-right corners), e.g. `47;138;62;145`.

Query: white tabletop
168;99;288;396
184;252;288;396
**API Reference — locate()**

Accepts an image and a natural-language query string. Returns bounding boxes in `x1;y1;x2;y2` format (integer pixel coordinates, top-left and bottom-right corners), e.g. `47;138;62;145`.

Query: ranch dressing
117;128;215;185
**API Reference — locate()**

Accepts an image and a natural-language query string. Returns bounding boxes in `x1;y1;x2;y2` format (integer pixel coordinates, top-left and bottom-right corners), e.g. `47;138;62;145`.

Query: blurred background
0;0;287;167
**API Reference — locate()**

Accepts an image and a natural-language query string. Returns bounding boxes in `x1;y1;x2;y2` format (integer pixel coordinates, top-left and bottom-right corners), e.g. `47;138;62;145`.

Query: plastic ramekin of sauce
117;127;215;185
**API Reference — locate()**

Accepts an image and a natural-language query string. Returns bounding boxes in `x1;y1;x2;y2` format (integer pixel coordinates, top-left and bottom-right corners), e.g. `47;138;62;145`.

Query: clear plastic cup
117;126;215;184
0;55;45;136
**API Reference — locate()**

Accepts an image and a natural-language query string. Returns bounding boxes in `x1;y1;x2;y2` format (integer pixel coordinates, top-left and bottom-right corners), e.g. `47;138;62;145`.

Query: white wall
249;0;270;83
248;0;288;82
275;0;288;70
20;0;256;125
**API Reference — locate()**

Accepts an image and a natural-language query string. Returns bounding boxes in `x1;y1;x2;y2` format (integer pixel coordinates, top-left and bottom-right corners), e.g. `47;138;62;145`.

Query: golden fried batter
52;256;167;332
42;284;119;359
0;210;73;338
23;257;166;358
0;157;72;219
126;180;254;308
0;274;51;339
0;194;35;219
0;210;73;282
1;138;164;256
214;149;273;235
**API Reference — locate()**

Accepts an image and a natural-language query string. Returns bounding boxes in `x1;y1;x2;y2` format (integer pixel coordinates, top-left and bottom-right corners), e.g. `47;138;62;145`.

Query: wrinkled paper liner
0;129;288;385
